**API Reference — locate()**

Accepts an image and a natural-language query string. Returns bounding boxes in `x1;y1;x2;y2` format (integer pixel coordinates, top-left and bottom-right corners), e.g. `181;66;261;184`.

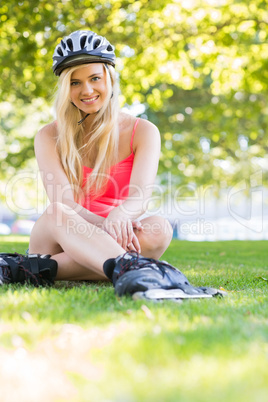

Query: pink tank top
81;118;140;217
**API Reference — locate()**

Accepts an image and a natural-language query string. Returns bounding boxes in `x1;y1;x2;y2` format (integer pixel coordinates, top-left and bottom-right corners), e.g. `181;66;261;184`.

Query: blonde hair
54;63;120;202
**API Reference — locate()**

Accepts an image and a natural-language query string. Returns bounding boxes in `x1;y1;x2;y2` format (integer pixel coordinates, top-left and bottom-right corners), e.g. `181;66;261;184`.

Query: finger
132;220;143;230
112;221;122;246
127;219;134;245
127;242;136;252
108;228;117;241
103;221;117;241
131;232;141;254
120;221;128;250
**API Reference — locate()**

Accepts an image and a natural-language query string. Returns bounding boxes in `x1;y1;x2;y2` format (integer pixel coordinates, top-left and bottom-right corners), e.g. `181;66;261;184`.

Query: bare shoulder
133;117;160;149
118;112;160;154
119;112;159;134
34;121;59;162
136;118;159;134
35;121;58;146
118;112;135;130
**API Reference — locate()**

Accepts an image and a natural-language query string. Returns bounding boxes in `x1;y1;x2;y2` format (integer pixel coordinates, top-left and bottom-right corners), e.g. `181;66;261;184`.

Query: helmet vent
80;35;87;49
93;39;101;49
67;39;73;51
57;47;63;57
60;40;66;50
107;45;113;51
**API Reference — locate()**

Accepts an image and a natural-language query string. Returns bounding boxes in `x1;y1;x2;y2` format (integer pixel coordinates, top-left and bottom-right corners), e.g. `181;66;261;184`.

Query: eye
71;81;80;86
91;76;100;82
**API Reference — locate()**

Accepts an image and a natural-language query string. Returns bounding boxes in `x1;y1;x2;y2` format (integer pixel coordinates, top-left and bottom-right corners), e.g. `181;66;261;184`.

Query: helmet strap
78;113;90;125
72;93;112;126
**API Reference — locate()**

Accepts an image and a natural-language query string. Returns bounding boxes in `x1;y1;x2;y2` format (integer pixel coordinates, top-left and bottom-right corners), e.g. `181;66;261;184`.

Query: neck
81;112;97;132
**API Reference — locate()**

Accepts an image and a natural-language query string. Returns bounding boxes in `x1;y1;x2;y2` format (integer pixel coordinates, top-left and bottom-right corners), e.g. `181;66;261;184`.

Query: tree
1;0;268;206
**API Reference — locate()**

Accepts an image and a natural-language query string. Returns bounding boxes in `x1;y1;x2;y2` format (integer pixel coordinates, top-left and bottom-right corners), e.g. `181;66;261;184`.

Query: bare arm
34;122;104;226
102;119;161;250
109;118;160;220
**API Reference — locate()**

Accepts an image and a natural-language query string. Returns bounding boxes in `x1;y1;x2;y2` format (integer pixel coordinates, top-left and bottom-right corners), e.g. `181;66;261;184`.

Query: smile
81;96;99;104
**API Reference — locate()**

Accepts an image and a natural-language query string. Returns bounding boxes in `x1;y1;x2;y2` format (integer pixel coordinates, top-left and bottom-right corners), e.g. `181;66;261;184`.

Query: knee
165;219;173;245
45;201;64;219
139;216;173;258
44;202;75;225
151;216;172;243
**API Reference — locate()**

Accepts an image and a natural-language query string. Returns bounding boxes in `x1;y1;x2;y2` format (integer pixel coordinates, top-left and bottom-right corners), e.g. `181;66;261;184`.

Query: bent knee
42;202;79;229
143;216;172;240
45;202;75;218
138;216;173;258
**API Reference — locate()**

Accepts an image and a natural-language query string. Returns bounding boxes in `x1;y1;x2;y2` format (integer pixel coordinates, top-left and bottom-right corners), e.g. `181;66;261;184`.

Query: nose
81;81;93;95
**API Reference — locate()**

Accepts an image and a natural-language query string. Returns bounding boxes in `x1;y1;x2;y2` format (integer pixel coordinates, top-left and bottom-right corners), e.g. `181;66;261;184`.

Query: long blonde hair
54;63;120;201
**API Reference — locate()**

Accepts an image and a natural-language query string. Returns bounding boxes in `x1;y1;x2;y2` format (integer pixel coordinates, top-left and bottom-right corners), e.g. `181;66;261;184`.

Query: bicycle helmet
52;30;116;76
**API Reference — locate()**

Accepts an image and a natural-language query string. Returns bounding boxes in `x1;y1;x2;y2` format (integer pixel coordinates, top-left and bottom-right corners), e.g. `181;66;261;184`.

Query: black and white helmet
52;30;116;76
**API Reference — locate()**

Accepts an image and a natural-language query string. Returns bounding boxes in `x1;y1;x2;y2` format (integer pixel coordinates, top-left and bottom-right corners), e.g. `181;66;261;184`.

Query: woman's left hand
102;217;141;253
126;220;143;253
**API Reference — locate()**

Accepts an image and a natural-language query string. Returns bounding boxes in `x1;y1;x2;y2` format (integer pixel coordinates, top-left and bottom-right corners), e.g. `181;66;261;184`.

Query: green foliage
0;237;267;401
1;0;268;193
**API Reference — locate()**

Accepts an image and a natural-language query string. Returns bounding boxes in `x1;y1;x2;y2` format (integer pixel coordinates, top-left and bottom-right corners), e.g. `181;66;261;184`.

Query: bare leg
135;216;173;259
50;216;173;280
29;202;125;280
29;204;172;281
50;252;109;281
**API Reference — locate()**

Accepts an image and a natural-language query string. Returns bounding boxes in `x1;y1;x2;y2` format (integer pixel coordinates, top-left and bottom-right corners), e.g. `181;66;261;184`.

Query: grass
0;236;267;402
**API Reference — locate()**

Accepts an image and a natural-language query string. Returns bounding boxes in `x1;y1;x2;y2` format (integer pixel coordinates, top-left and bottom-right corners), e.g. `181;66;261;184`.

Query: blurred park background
1;0;268;240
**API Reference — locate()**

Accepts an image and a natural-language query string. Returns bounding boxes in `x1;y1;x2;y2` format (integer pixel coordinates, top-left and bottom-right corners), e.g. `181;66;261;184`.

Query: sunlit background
1;0;268;240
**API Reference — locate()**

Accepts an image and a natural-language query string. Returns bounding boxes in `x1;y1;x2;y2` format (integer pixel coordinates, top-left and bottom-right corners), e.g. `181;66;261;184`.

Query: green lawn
0;236;267;402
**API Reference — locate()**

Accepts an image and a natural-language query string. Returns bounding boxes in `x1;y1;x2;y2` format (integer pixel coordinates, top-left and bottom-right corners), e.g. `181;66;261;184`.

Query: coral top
81;118;140;217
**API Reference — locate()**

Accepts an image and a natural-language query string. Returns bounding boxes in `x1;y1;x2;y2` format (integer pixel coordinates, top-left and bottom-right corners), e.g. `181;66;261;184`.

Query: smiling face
70;63;109;116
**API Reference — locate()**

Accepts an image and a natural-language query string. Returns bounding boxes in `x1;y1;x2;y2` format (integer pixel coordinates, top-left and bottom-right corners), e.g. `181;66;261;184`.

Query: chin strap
78;109;102;125
71;101;90;125
72;94;112;125
78;113;90;125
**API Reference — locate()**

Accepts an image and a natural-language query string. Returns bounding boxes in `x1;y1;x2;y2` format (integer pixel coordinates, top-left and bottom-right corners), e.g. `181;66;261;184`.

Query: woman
28;29;173;282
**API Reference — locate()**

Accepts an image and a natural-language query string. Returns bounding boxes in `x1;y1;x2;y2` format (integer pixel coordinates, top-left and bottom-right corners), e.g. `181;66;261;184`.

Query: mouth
81;96;99;105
